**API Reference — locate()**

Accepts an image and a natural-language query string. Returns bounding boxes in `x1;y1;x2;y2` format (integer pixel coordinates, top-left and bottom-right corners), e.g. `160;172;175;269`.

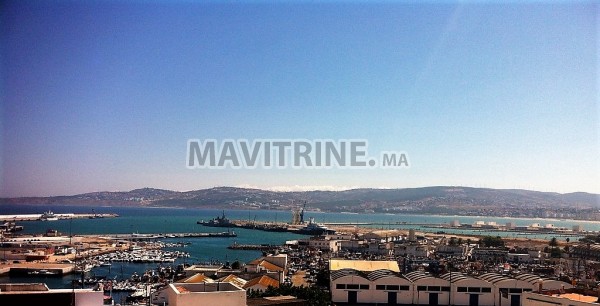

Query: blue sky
1;0;598;197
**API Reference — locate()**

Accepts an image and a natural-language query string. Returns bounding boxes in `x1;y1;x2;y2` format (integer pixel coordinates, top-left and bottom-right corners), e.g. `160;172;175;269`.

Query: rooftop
329;259;400;272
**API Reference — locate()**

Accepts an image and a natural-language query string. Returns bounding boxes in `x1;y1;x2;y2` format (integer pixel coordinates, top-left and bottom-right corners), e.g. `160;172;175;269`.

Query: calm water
1;204;599;289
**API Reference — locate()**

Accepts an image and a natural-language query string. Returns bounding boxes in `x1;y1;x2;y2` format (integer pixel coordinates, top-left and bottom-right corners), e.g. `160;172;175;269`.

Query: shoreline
2;203;600;224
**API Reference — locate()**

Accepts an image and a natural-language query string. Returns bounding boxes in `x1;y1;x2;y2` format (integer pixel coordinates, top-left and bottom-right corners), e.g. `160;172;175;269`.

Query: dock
99;231;237;240
0;213;119;222
227;243;278;250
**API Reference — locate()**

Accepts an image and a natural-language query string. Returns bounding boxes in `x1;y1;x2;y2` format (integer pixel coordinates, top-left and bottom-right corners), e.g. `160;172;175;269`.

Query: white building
307;237;339;252
436;244;469;257
330;259;401;304
513;274;573;291
0;283;103;306
440;272;494;306
165;282;246;306
479;273;536;306
405;271;451;305
395;244;431;257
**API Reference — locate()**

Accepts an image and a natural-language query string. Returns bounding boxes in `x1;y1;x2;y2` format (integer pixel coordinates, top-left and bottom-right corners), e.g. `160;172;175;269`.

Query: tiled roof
243;275;280;289
220;274;248;288
182;273;214;283
259;260;284;272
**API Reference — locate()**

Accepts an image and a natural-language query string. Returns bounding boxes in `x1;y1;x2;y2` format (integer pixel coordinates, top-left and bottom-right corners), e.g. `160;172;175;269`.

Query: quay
0;213;119;222
227;243;278;250
99;231;237;240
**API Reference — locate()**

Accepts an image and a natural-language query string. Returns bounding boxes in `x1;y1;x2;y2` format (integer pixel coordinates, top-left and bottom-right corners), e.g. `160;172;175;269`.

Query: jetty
227;243;278;250
99;231;237;240
0;213;119;222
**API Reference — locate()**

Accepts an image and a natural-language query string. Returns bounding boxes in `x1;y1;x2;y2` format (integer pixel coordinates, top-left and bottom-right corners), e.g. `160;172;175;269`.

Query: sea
1;204;599;292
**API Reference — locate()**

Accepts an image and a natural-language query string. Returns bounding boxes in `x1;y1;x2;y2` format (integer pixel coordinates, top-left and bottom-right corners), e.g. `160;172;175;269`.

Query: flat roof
329;260;400;272
552;293;598;303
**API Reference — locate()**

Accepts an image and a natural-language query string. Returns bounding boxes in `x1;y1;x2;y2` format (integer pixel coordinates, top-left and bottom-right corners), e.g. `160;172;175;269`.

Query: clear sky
1;0;598;197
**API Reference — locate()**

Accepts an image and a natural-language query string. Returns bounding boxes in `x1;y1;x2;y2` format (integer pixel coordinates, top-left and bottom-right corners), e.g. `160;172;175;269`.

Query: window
509;288;522;294
417;286;427;291
429;286;441;292
468;287;481;293
359;285;369;290
400;285;410;291
523;289;532;292
457;287;467;292
336;284;345;289
376;285;385;290
387;285;399;291
442;286;451;292
347;284;359;290
482;287;491;293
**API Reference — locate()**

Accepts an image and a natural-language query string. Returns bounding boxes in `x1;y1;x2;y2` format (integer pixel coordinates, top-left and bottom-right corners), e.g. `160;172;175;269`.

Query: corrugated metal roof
330;268;368;281
440;272;469;283
367;269;404;281
514;273;545;284
478;273;512;284
404;271;436;282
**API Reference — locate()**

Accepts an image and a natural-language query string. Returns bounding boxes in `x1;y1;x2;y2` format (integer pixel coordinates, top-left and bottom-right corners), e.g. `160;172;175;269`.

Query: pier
99;231;237;240
227;243;278;250
0;213;119;222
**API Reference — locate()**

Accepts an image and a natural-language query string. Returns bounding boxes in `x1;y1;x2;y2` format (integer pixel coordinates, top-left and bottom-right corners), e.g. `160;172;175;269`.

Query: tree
549;237;561;258
549;237;558;248
480;236;505;248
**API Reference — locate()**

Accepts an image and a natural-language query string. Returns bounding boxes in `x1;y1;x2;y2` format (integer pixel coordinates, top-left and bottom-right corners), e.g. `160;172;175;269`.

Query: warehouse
441;272;494;306
479;273;536;306
405;271;451;305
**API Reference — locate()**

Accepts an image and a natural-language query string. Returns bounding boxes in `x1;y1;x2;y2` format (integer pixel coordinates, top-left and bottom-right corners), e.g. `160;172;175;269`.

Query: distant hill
1;186;599;219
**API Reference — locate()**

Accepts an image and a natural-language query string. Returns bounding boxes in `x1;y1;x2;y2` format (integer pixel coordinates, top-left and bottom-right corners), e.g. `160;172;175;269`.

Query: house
243;275;280;292
244;254;287;282
219;274;248;288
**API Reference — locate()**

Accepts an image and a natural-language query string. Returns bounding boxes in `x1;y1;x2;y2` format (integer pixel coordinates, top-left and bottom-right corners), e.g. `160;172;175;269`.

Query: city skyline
1;1;598;197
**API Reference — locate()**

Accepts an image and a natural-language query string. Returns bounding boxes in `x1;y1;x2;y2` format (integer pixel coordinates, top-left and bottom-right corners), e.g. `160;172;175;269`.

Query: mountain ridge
1;186;598;220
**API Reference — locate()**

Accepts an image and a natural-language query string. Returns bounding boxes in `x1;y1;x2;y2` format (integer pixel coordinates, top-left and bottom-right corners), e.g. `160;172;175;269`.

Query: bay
1;204;599;291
